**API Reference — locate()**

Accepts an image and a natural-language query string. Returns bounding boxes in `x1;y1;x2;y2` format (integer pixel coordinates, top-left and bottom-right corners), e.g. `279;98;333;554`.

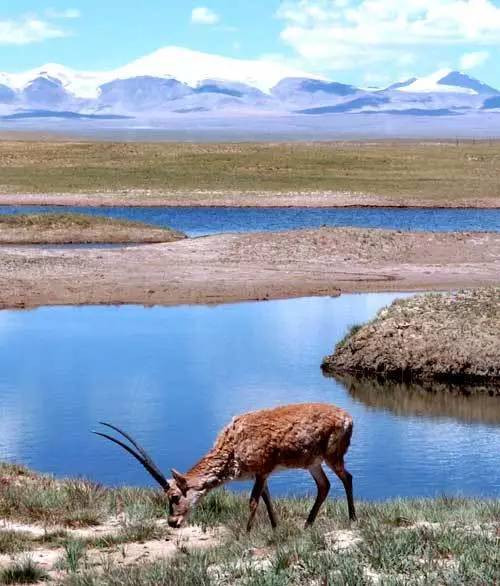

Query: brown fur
167;403;356;530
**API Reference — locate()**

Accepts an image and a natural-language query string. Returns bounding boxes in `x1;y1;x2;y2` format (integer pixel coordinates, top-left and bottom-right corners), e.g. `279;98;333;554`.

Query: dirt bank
2;190;500;208
0;213;185;244
322;289;500;388
0;228;499;309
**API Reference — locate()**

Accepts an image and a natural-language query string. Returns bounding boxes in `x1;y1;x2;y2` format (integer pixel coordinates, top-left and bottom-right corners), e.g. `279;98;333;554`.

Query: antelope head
93;422;201;528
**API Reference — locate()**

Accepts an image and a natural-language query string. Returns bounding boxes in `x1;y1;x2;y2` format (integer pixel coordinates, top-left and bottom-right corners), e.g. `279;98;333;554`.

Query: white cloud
0;15;70;45
277;0;500;71
46;8;81;19
460;50;489;70
191;7;220;25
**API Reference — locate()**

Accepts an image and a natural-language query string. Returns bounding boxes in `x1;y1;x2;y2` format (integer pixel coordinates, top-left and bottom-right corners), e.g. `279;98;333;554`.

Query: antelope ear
171;469;188;493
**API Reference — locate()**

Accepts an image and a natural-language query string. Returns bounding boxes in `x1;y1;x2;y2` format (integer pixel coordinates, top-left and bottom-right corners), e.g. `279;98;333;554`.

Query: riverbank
322;289;500;392
1;140;500;208
0;214;186;245
0;462;498;585
3;191;500;209
0;228;499;309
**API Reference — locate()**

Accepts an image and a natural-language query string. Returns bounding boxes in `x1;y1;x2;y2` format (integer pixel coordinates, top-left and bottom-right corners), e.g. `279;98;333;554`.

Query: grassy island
322;288;500;393
0;214;186;245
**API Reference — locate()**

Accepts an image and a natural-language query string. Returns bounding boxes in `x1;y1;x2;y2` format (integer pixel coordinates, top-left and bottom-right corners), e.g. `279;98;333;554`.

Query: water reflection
334;374;500;425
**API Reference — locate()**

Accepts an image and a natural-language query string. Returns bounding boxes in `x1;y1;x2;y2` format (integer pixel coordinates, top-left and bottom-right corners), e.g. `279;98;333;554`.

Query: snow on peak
112;46;322;93
0;46;323;99
396;69;477;95
0;63;108;99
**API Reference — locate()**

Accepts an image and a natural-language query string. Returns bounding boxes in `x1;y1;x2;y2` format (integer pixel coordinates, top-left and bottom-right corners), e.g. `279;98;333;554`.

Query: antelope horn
92;422;170;490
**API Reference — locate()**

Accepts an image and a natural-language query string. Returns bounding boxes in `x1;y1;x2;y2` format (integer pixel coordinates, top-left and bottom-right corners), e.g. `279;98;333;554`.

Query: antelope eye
170;495;180;505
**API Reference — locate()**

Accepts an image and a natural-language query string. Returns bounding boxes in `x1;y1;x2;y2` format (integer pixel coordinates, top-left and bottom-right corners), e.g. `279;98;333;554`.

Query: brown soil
0;228;498;309
322;289;500;387
2;191;499;208
0;521;223;583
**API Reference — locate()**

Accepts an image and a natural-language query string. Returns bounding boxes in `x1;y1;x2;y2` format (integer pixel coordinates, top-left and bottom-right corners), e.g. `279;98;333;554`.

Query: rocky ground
322;288;500;391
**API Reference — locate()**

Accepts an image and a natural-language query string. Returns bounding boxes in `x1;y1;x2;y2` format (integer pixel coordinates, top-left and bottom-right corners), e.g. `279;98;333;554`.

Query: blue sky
2;0;500;88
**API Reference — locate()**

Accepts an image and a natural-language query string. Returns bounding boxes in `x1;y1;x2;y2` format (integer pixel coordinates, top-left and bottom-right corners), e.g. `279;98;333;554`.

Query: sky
1;0;500;88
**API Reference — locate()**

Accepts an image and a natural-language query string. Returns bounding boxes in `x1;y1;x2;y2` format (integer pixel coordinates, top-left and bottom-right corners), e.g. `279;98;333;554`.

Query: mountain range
1;47;499;121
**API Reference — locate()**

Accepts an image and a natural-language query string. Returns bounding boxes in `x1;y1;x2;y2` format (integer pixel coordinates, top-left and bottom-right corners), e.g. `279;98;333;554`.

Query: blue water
0;294;498;500
0;205;499;236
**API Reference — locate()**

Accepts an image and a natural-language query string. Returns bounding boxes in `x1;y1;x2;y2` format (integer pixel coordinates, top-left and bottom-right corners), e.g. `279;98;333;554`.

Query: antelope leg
330;460;356;521
261;482;277;529
246;475;266;532
305;464;330;527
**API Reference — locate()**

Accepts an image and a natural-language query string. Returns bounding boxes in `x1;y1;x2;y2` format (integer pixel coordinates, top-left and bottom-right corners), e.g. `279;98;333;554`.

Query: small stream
1;205;499;236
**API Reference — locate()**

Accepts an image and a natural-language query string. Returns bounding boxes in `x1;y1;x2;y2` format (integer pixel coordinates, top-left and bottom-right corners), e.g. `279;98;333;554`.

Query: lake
1;205;500;236
0;293;498;500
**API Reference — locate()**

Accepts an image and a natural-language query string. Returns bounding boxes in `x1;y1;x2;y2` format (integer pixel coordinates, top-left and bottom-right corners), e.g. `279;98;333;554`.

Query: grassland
1;140;500;206
0;213;185;244
0;463;498;585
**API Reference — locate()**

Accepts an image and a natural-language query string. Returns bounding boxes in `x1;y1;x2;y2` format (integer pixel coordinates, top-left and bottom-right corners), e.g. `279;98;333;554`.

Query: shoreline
2;191;500;209
0;227;498;310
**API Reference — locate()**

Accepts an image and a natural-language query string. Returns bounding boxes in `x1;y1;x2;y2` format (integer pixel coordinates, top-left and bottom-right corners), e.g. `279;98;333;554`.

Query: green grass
0;213;141;229
334;323;363;351
0;531;34;555
1;140;500;202
60;511;499;585
58;540;86;574
0;213;186;244
0;557;48;584
0;463;168;527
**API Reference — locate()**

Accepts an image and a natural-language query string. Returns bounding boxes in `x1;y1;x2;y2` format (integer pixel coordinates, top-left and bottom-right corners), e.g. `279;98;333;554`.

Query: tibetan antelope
94;402;356;531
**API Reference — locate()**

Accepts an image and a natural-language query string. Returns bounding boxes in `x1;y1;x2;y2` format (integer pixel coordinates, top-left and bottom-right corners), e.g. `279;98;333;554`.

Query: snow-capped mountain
0;47;322;101
0;47;499;120
389;69;498;95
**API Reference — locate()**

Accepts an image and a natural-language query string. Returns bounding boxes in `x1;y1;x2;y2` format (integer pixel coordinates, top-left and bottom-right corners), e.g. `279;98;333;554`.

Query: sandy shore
0;227;498;309
2;191;500;208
